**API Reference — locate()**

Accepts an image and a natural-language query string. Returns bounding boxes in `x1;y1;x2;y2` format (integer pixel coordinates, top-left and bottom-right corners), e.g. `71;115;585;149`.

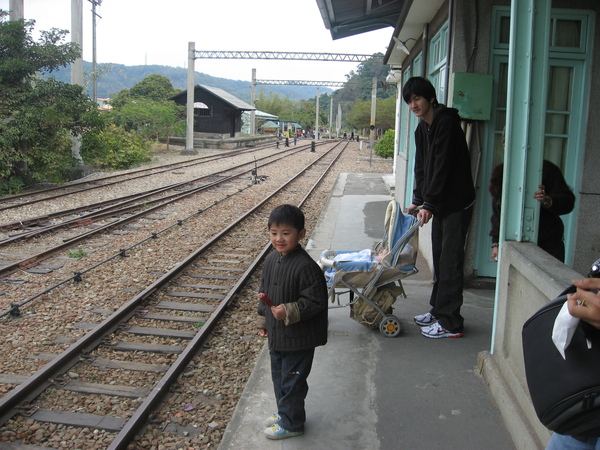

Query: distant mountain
45;61;332;102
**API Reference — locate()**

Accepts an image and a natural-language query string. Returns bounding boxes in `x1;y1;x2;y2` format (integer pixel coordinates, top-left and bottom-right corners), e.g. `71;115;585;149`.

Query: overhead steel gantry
194;50;384;64
255;80;347;87
253;79;365;140
183;43;383;152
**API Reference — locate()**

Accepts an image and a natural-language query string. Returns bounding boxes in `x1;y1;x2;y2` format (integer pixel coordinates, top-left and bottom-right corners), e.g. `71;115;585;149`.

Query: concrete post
315;87;320;140
184;42;198;155
329;95;333;139
337;103;341;138
251;69;256;136
369;77;377;164
9;0;23;19
71;0;84;164
91;0;99;106
392;72;403;177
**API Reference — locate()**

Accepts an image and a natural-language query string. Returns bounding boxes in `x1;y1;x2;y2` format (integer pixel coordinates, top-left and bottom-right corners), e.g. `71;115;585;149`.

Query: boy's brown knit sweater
258;245;328;352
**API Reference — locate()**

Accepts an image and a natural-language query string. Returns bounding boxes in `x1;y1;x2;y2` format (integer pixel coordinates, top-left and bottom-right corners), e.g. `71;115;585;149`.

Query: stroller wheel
379;315;401;337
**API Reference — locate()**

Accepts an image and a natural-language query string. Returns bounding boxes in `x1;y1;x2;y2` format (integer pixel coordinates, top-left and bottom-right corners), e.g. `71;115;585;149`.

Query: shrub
81;124;152;170
0;175;25;196
374;129;395;158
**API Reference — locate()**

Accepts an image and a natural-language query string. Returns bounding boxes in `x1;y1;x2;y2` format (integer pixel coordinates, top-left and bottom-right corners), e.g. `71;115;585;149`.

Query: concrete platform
219;173;515;450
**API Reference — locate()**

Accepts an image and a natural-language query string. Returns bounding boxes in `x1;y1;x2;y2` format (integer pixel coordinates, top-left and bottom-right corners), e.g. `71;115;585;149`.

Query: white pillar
369;77;377;162
184;42;197;154
315;87;320;140
251;69;256;136
329;95;333;139
91;0;98;105
71;0;84;164
337;103;342;138
9;0;24;19
392;71;403;176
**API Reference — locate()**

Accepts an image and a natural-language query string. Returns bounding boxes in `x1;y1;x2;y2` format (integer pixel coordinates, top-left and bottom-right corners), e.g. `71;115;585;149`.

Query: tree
335;54;392;104
0;10;103;190
108;99;185;149
255;88;296;120
111;74;180;108
345;96;396;132
107;75;184;148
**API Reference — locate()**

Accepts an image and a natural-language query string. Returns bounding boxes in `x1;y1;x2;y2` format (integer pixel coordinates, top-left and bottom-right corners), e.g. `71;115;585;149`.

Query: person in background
402;76;476;339
257;204;328;440
545;277;600;449
489;160;575;262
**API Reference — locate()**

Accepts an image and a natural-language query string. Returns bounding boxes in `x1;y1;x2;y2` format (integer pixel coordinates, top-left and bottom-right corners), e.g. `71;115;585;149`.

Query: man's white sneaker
421;322;463;339
414;312;437;327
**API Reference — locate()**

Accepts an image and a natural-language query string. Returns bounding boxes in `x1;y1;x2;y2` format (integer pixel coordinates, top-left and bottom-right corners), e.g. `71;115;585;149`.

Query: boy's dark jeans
269;348;315;432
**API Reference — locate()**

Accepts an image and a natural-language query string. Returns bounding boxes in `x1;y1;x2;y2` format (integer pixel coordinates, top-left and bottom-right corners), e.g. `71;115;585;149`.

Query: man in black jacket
402;76;475;339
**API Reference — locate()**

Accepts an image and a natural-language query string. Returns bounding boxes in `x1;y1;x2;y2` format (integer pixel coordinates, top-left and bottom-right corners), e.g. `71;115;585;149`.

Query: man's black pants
429;206;473;332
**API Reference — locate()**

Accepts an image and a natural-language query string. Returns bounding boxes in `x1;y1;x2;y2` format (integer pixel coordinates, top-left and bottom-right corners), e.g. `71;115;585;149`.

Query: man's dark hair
402;76;439;107
268;204;305;232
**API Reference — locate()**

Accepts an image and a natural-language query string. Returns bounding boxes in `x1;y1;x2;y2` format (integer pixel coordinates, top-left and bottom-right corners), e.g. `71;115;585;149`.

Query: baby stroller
319;201;419;337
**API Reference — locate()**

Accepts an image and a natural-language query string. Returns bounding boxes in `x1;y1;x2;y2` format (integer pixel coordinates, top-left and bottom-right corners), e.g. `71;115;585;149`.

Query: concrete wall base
484;242;584;450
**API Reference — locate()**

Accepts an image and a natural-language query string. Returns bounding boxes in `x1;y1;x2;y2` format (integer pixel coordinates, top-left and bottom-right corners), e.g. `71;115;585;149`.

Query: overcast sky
2;0;394;83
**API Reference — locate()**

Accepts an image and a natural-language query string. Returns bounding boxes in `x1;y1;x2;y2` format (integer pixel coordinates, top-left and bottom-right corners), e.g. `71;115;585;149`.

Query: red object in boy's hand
258;292;274;307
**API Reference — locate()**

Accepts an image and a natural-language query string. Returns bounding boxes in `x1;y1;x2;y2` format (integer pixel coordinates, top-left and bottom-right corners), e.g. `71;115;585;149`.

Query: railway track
0;141;362;448
0;142;333;319
0;143;277;212
0;144;318;279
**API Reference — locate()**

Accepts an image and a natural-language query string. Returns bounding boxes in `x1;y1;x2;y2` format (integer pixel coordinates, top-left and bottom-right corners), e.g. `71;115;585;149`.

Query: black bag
522;284;600;437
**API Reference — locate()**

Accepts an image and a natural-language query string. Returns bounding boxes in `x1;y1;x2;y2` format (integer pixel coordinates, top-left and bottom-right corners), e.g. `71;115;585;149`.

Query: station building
317;1;600;447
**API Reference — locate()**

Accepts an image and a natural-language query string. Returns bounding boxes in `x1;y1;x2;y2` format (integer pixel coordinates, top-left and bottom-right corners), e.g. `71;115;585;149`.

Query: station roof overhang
315;0;409;40
383;0;446;67
316;0;446;69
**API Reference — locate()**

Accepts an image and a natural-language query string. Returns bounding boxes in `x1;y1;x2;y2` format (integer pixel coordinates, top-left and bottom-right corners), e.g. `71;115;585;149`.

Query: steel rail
0;142;346;449
0;182;255;320
0;145;310;278
0;145;308;244
108;141;347;449
0;144;274;211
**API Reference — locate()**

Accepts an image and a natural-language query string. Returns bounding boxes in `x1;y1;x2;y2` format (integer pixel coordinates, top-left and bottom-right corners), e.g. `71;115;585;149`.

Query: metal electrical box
450;73;493;121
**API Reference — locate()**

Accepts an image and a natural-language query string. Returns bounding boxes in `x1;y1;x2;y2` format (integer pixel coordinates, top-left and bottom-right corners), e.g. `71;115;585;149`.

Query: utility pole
315;87;320;140
71;0;84;164
329;95;333;139
184;42;197;154
369;77;377;165
88;0;102;105
337;103;341;139
251;69;256;136
8;0;24;20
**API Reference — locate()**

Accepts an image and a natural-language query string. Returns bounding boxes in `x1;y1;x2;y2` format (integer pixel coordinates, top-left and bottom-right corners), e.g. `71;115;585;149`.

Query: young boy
257;204;328;440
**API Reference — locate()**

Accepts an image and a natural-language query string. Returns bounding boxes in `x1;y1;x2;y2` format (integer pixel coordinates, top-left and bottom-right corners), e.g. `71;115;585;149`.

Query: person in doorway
489;160;575;262
402;76;476;339
257;204;328;439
